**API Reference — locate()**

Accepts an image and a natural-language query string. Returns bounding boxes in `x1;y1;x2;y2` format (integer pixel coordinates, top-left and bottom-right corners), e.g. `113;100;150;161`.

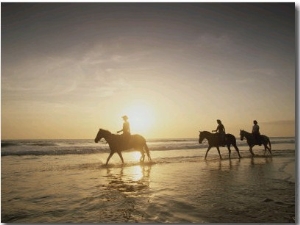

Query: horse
240;130;272;156
199;131;241;160
94;129;151;165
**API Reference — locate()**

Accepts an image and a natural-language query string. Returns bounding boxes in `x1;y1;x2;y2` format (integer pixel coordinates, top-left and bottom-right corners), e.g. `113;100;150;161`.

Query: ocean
1;136;296;223
1;136;295;158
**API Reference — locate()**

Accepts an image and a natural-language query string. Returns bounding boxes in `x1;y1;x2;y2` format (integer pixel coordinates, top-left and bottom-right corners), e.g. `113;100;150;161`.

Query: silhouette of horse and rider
240;120;272;156
199;119;271;159
94;115;151;165
199;119;242;159
95;116;271;164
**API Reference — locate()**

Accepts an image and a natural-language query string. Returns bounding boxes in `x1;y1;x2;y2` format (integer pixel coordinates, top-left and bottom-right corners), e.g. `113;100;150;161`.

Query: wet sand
1;151;296;223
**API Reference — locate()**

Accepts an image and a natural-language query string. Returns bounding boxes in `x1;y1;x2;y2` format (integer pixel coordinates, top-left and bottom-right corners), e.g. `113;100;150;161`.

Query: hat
122;115;128;120
217;119;221;123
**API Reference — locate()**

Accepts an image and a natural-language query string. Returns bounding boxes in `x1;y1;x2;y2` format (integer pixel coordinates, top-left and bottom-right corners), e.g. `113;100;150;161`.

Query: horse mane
241;129;250;134
100;129;112;135
203;130;211;134
200;130;213;135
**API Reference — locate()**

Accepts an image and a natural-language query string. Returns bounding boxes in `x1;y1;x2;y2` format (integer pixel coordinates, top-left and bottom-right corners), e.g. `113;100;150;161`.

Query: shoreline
1;148;296;223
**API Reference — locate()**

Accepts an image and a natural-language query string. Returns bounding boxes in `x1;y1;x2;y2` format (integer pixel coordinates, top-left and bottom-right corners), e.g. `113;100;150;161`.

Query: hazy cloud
245;68;277;77
261;120;295;125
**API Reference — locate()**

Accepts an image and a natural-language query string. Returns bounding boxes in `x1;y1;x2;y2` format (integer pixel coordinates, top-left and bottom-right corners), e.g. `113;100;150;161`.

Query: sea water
1;136;295;157
1;137;296;223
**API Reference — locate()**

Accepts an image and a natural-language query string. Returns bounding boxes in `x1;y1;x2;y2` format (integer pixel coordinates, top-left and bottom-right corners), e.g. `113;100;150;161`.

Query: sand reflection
250;156;273;166
105;164;152;193
205;158;241;171
126;165;143;181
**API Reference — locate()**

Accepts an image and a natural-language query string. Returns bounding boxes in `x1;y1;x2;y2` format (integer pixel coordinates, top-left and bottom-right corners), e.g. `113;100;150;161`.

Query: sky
1;3;296;139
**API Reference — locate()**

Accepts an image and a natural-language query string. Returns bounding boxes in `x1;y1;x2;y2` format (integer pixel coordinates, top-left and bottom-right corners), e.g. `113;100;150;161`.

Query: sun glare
128;164;143;181
121;102;155;135
131;151;141;161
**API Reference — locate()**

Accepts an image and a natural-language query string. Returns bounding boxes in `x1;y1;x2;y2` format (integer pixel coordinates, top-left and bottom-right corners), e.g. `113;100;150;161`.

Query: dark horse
240;130;272;156
94;129;151;165
199;131;241;159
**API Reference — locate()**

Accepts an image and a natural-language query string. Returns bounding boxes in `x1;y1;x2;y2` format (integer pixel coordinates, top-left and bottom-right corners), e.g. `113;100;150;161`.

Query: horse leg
117;152;124;164
106;152;114;165
226;144;231;159
264;139;272;155
264;144;271;156
205;146;212;159
249;146;255;157
144;143;151;161
268;140;272;155
233;144;242;158
216;146;222;159
139;149;145;162
263;144;267;155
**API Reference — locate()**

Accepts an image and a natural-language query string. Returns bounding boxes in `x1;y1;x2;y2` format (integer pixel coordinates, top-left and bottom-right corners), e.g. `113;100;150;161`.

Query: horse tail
144;143;151;161
226;134;236;145
268;138;272;152
230;134;237;145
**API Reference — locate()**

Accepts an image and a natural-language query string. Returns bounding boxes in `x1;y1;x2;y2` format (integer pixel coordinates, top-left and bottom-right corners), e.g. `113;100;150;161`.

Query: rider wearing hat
118;115;130;135
252;120;261;145
212;119;226;145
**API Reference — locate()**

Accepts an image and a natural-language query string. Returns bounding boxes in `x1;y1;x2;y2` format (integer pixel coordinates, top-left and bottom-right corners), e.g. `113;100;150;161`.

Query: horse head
240;130;245;141
198;131;205;144
95;129;102;143
95;129;111;143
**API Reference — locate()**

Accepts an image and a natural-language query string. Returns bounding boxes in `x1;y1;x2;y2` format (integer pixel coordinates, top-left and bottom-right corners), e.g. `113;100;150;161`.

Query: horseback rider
117;115;131;147
252;120;262;145
212;119;226;145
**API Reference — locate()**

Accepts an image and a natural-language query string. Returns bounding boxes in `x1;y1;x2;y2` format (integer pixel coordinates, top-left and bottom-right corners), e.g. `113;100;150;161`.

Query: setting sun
1;3;296;224
120;101;156;135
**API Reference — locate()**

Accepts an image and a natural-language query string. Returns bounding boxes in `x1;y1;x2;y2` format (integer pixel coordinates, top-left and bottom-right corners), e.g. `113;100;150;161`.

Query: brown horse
240;130;272;156
94;129;151;165
199;131;241;159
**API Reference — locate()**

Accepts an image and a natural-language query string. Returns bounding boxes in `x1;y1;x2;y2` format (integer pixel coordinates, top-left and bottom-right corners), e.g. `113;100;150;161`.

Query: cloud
245;68;277;77
2;56;81;95
87;77;132;98
78;39;157;65
195;33;238;54
223;66;278;85
261;120;295;125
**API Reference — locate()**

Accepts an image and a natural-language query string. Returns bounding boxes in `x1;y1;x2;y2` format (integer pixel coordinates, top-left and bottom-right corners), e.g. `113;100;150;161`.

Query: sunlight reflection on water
126;165;143;181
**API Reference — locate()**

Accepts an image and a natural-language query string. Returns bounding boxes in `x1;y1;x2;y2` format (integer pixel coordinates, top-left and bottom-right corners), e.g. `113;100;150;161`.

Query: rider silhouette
252;120;262;145
117;115;131;147
212;119;226;146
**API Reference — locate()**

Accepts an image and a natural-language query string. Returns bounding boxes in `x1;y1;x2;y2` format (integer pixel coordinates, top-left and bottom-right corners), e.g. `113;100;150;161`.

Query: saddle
121;133;131;148
216;133;226;147
252;134;262;146
219;139;226;147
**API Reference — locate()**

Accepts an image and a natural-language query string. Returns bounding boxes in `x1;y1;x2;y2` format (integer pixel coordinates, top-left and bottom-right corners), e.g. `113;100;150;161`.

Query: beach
1;3;296;223
1;138;296;223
